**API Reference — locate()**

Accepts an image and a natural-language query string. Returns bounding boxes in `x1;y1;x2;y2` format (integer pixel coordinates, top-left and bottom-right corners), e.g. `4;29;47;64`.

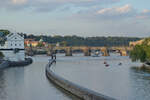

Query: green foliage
130;45;146;62
37;42;44;47
60;41;67;46
0;29;10;45
0;29;10;36
25;34;141;46
130;38;150;62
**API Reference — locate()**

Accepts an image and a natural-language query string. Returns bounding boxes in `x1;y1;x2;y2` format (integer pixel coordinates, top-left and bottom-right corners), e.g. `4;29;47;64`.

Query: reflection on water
52;53;150;100
0;70;7;100
131;66;150;73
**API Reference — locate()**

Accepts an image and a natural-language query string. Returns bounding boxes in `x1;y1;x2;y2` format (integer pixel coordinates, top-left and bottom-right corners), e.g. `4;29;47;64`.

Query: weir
45;60;116;100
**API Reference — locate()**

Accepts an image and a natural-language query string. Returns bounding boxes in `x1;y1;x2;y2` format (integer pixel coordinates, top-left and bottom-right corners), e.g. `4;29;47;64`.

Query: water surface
0;54;150;100
52;53;150;100
0;55;77;100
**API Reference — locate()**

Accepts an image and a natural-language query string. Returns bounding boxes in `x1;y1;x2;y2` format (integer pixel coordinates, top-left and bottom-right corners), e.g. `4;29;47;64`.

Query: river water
0;54;150;100
0;55;78;100
52;53;150;100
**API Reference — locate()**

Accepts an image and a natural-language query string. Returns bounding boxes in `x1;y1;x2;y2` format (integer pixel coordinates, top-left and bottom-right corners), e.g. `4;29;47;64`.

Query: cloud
97;4;132;14
72;4;150;21
70;4;138;21
0;0;120;12
136;9;150;19
96;4;136;19
0;0;29;11
11;0;27;4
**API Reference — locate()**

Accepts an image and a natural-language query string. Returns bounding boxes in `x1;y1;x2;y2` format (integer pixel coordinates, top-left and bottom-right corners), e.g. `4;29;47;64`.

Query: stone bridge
46;46;132;56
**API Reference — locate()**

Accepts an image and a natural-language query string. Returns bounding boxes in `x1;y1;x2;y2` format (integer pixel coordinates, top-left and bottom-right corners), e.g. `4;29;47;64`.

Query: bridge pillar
83;47;91;56
120;50;128;56
47;50;53;56
65;47;72;56
47;47;55;56
47;45;55;56
101;48;110;56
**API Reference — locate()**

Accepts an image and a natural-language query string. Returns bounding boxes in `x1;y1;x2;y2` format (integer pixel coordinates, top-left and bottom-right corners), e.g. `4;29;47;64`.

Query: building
25;38;46;47
0;32;25;61
129;39;145;46
25;39;39;47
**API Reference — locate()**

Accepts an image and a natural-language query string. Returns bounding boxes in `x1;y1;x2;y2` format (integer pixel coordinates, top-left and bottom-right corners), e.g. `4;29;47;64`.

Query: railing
46;60;116;100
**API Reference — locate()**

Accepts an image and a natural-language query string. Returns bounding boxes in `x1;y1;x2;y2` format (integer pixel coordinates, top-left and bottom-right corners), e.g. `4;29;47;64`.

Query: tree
130;45;146;62
37;42;44;47
130;38;150;63
0;29;10;36
25;34;141;46
60;41;67;46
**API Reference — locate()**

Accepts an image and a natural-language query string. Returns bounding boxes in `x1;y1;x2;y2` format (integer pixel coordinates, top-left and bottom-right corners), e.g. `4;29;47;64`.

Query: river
0;55;78;100
52;53;150;100
0;54;150;100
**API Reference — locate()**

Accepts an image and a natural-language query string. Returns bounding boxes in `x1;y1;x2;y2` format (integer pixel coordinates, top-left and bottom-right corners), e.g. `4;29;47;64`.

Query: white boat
92;51;100;57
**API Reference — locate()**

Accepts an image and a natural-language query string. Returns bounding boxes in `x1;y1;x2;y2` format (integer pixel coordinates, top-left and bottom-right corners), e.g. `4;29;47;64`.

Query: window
19;44;21;46
15;44;17;46
11;44;12;46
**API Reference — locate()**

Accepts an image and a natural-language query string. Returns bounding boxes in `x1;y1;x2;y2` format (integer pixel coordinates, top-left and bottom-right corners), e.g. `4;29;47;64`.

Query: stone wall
0;58;32;69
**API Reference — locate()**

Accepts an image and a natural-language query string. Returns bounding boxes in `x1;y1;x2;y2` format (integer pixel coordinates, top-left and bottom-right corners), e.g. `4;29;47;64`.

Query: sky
0;0;150;37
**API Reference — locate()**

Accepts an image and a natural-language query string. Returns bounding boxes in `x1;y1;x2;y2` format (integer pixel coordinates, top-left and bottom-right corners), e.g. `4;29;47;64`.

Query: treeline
25;34;141;46
0;29;142;46
0;30;10;45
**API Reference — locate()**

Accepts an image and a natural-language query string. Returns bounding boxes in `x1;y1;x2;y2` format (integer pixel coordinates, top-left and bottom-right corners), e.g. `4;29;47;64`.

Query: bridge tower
83;47;91;56
65;47;72;56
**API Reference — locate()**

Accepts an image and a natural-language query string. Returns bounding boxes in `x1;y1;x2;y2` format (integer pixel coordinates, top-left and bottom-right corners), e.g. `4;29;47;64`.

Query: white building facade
0;33;25;61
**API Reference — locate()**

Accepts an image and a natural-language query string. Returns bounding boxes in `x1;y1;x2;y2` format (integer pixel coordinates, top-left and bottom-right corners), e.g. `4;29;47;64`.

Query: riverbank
46;60;115;100
139;62;150;71
0;58;33;69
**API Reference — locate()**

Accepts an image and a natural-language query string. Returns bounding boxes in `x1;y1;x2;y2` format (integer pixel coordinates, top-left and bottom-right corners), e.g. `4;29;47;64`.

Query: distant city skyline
0;0;150;37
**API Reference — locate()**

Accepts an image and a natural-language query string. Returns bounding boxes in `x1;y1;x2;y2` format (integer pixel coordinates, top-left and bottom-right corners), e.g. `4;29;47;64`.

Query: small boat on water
118;62;122;66
92;51;100;57
105;64;109;67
